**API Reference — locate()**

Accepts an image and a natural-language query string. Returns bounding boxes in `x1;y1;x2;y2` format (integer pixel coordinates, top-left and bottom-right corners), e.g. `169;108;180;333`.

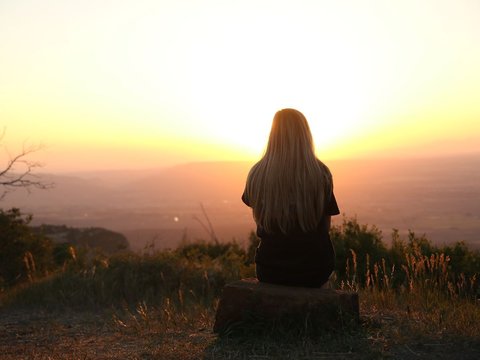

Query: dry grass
1;299;479;359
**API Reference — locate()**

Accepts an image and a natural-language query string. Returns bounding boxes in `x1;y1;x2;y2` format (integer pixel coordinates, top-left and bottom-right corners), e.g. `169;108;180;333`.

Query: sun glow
1;0;479;171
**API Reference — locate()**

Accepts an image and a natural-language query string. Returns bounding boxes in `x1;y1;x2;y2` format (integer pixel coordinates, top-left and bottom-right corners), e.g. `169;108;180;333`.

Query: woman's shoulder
315;159;333;179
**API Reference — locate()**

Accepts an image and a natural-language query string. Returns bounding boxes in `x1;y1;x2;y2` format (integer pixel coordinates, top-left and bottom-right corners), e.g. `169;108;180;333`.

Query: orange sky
1;0;479;172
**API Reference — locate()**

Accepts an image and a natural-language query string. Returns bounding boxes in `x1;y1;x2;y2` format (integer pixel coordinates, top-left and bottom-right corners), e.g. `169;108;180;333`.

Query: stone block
213;278;359;333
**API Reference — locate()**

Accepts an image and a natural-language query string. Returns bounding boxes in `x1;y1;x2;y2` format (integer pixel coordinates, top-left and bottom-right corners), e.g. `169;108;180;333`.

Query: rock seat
213;278;359;333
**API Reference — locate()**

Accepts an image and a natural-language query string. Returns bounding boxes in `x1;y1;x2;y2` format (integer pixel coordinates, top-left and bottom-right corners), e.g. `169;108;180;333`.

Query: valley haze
3;155;480;251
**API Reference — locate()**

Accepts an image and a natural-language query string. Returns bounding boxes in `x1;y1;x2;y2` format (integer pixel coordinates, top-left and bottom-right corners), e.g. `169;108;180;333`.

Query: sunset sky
1;0;479;172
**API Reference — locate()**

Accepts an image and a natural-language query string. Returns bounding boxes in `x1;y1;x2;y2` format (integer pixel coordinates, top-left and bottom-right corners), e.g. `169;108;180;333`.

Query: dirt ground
1;309;480;360
0;309;214;360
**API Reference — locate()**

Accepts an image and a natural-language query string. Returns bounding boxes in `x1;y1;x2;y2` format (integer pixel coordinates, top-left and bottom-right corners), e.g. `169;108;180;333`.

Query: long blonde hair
245;108;332;234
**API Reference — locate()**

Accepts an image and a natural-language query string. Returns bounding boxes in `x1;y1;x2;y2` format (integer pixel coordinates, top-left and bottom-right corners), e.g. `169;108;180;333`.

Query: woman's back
243;108;340;288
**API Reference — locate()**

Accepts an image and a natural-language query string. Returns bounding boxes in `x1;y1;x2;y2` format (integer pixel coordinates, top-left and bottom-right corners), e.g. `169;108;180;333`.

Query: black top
242;190;340;282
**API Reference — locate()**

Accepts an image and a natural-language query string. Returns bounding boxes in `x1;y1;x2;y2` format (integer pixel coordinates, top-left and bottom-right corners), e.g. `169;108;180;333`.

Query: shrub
0;208;54;288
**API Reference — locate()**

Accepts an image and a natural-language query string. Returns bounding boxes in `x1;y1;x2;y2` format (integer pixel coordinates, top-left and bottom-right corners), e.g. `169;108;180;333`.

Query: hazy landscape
3;154;480;250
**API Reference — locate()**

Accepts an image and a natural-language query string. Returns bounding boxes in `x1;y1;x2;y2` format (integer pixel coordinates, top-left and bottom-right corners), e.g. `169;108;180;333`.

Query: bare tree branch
0;131;54;201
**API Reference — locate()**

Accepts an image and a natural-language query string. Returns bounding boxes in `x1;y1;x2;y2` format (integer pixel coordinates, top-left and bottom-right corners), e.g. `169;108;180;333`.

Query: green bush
2;214;479;310
331;217;388;284
0;208;54;288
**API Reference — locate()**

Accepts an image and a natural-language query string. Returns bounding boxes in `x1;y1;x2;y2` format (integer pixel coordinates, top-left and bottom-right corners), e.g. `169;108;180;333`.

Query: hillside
33;224;130;254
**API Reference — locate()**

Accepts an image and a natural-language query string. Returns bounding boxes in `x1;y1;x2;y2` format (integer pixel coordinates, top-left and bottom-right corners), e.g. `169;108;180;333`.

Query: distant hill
128;161;252;203
33;224;129;254
2;155;480;250
2;161;253;208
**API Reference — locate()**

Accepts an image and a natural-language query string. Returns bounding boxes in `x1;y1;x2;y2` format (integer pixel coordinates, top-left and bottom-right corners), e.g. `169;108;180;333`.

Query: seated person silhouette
242;108;340;288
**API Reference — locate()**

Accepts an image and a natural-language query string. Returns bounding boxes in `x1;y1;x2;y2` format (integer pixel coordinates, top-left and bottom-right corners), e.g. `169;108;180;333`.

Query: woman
242;108;340;288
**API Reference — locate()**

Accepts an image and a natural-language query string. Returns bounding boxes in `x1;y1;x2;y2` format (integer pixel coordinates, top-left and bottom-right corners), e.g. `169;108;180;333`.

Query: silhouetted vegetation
332;217;480;295
1;211;479;310
0;208;54;288
0;132;53;201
